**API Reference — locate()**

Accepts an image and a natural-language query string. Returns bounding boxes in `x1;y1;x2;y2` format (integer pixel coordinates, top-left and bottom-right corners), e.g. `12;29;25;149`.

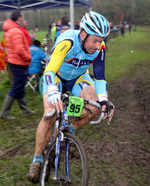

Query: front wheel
40;133;88;186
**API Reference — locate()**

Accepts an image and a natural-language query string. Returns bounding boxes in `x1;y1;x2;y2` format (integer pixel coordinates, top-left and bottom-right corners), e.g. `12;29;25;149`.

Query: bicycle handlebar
90;111;105;125
85;100;105;125
43;94;108;125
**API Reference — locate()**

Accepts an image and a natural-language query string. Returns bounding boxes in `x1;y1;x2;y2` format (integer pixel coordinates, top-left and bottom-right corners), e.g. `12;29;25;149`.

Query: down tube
54;135;61;179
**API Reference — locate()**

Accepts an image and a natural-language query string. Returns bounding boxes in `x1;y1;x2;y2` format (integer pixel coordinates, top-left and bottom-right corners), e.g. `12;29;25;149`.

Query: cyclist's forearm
44;71;55;86
94;79;108;102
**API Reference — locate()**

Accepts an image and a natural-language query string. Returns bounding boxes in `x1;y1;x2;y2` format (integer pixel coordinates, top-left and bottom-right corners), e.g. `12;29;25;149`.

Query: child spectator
28;39;46;75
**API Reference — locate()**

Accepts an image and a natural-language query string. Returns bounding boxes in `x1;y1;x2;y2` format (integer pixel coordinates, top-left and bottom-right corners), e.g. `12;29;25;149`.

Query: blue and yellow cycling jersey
44;29;108;101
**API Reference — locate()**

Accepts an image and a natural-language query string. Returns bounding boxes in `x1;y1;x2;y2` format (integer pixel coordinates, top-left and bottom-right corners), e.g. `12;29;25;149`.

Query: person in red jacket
0;10;35;119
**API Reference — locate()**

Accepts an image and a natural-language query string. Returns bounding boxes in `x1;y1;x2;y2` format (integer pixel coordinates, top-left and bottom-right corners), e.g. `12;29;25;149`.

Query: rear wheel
40;133;88;186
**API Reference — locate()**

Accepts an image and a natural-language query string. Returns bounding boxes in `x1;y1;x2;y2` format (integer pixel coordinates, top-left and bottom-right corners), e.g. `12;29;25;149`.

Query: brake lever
107;110;110;125
106;101;115;125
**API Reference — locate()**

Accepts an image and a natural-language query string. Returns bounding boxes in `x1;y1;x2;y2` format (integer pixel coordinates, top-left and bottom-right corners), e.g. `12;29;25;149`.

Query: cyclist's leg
35;75;62;156
27;75;62;183
71;72;100;130
35;93;57;155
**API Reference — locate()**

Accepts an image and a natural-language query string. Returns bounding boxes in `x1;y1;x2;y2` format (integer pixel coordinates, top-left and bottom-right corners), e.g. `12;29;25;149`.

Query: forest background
0;0;150;31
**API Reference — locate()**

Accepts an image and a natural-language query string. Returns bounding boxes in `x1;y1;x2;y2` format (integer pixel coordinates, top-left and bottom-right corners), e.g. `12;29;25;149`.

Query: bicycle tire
40;132;88;186
39;74;44;95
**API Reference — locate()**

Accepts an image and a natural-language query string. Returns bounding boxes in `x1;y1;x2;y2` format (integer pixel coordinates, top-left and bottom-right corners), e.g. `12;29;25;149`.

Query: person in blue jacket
28;39;46;92
28;39;46;75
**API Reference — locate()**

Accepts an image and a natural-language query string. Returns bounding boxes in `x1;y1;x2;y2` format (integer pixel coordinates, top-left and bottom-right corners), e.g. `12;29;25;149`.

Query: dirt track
84;61;150;185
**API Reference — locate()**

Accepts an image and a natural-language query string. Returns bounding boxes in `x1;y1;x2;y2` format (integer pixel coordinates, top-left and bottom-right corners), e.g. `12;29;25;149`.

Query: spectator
0;38;7;71
109;22;113;30
30;29;36;39
120;23;125;37
133;23;137;31
60;16;70;34
0;10;35;120
48;23;52;34
35;28;38;32
50;19;61;43
128;23;132;34
29;39;46;74
28;39;46;92
21;19;31;46
74;20;80;30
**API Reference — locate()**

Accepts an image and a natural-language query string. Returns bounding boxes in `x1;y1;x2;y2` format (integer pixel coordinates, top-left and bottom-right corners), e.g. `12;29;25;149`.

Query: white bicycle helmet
80;11;110;37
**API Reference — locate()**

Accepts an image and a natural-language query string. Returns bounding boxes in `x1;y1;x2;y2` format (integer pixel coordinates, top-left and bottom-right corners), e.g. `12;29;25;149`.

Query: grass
105;27;150;84
0;27;150;185
0;30;48;43
33;30;48;43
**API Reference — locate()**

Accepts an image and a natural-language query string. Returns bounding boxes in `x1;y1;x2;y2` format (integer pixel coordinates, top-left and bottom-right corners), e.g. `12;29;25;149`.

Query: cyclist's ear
80;30;87;41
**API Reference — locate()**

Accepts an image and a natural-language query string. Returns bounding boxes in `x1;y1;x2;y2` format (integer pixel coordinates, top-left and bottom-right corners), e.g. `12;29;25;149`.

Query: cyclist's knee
80;85;98;101
43;114;57;123
43;92;56;118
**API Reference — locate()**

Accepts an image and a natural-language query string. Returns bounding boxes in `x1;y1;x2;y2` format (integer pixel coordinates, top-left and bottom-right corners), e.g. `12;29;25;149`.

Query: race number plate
67;96;84;117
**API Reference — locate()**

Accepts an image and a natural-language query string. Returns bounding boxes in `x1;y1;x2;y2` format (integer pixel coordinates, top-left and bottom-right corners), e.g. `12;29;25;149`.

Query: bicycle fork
65;139;71;182
53;131;71;183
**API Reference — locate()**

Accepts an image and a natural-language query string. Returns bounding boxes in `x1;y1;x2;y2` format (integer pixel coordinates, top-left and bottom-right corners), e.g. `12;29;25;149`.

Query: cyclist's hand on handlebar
100;101;108;121
106;101;115;123
48;85;63;113
108;108;114;123
99;101;115;123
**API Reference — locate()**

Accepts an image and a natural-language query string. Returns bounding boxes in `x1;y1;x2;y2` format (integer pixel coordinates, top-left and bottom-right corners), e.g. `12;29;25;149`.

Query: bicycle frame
53;108;71;182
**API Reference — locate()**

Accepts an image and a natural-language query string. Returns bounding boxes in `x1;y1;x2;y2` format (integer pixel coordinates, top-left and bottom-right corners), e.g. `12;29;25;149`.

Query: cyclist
27;11;115;183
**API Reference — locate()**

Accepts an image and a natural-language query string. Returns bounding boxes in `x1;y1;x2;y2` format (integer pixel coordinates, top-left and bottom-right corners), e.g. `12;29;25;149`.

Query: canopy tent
0;0;91;10
0;0;91;28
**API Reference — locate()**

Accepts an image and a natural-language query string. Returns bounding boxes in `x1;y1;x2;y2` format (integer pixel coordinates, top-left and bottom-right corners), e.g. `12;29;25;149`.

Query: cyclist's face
82;33;105;54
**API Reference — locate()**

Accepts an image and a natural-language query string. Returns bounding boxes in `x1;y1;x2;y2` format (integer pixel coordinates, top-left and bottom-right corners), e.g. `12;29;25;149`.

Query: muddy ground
84;61;150;185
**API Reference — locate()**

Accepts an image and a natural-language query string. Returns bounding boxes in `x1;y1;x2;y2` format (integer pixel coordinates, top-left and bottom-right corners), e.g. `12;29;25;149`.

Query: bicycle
40;93;113;186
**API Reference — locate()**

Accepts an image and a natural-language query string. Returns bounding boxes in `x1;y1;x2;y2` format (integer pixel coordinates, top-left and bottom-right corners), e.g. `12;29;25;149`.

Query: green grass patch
0;30;47;43
105;29;150;83
33;30;48;43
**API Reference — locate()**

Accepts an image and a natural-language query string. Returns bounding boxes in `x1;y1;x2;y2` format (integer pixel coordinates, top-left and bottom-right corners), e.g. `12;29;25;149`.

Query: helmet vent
95;15;101;29
85;23;97;34
95;15;103;34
